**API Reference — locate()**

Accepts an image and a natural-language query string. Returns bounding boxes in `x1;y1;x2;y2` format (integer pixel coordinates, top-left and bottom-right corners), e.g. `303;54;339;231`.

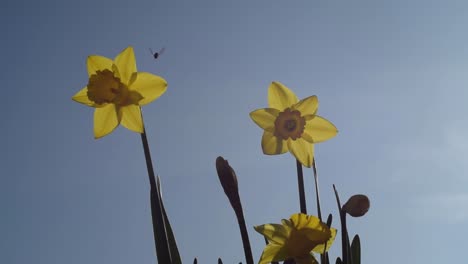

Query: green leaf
157;176;182;264
350;235;361;264
321;213;333;264
326;213;333;227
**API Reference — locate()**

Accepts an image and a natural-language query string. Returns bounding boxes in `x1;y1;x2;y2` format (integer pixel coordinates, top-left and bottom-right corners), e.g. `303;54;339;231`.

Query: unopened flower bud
216;156;240;209
342;194;370;217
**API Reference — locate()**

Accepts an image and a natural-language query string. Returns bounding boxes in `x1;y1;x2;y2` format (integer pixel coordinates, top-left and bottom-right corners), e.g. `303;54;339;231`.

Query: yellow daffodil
250;82;337;167
254;213;336;264
72;46;167;138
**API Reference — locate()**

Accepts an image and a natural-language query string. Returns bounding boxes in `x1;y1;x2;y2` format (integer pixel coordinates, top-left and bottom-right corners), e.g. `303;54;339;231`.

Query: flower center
284;119;297;132
86;69;135;106
274;108;305;140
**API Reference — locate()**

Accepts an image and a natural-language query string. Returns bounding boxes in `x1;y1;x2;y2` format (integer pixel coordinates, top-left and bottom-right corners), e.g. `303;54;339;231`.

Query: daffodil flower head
250;82;338;167
254;213;337;264
72;46;167;139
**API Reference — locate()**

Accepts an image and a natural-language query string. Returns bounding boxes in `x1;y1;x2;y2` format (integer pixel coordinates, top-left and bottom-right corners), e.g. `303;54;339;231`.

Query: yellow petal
293;214;324;231
281;218;294;229
289;214;331;249
262;131;288;155
254;224;290;245
290;213;324;231
249;108;279;133
303;116;338;143
287;138;314;167
119;105;144;133
72;86;96;107
312;227;337;254
87;55;113;77
114;46;137;85
302;224;331;245
293;95;318;116
259;244;289;264
268;82;298;110
129;72;167;105
94;104;119;139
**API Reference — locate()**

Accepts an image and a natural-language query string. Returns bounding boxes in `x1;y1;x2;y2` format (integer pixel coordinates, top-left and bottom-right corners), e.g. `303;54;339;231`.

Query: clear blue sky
2;0;467;263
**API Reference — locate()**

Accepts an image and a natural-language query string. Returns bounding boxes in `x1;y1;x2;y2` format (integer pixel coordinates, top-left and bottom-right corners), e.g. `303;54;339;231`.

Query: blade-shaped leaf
157;176;182;264
321;213;333;264
351;235;361;264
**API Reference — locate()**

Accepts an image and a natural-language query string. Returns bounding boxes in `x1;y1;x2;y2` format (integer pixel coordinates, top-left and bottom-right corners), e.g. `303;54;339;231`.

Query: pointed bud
216;156;240;210
342;194;370;217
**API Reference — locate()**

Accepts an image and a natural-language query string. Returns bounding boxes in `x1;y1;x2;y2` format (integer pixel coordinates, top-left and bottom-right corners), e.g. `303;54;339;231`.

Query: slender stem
140;128;172;263
312;161;325;264
233;202;254;264
216;158;253;264
312;159;322;221
296;160;307;214
333;185;348;264
342;214;350;264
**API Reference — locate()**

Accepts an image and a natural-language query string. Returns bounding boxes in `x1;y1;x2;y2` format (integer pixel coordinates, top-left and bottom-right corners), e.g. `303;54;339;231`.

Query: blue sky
2;0;467;263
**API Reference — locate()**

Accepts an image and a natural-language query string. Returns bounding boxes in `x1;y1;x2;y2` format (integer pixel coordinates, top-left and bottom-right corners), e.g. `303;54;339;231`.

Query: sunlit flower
254;213;336;264
250;82;337;167
72;46;167;138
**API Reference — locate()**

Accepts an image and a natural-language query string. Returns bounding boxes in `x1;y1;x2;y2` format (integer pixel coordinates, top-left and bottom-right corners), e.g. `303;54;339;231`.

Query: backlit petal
302;224;331;245
290;213;318;230
287;138;314;167
303;116;338;143
254;224;290;244
259;244;289;264
114;46;137;85
289;213;312;230
119;105;143;133
87;55;113;77
250;108;279;133
129;72;167;105
281;219;294;229
312;227;337;253
293;95;318;116
72;86;96;107
262;131;288;155
268;82;298;110
94;104;119;139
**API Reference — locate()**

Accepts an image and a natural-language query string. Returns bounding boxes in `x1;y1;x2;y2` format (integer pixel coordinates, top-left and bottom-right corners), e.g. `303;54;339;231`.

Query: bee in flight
149;47;165;60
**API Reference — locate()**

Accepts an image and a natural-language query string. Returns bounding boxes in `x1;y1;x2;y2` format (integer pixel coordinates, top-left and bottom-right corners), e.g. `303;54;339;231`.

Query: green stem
312;159;322;221
296;160;307;214
313;161;325;264
333;185;348;264
140;128;172;264
216;157;254;264
233;199;254;264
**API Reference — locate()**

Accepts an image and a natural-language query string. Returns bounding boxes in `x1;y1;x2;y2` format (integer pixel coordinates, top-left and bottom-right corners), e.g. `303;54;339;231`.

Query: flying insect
149;47;165;60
